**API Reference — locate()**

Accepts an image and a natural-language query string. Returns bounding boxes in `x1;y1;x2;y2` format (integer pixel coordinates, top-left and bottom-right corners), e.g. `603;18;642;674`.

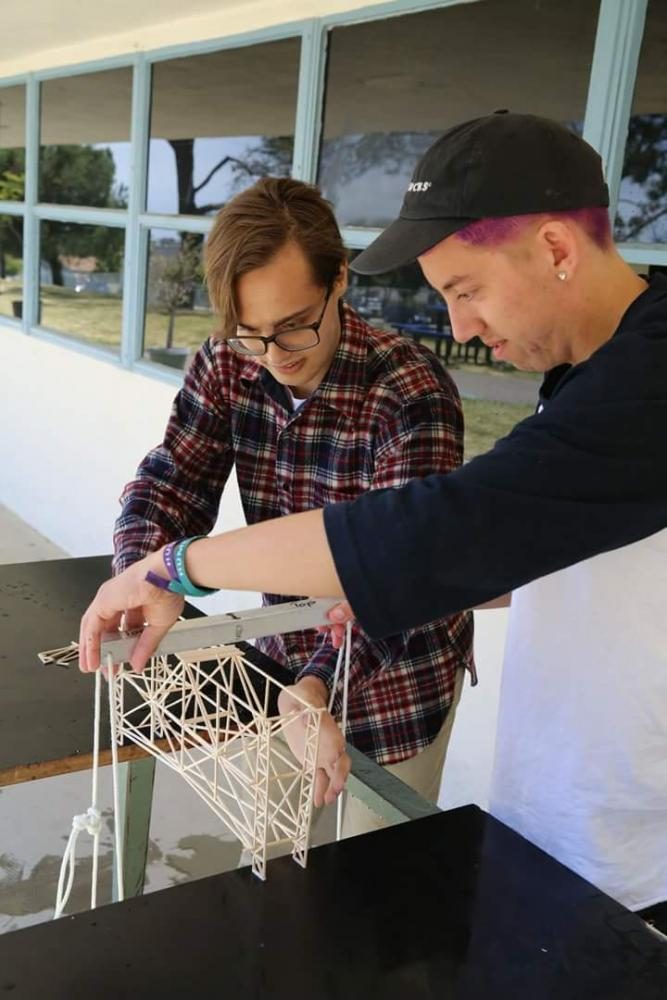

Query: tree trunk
168;139;196;216
166;309;176;349
49;255;64;287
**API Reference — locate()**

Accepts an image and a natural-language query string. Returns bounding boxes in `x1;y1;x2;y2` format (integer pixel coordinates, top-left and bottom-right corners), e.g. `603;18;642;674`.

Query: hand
79;551;184;674
317;601;355;649
278;677;351;807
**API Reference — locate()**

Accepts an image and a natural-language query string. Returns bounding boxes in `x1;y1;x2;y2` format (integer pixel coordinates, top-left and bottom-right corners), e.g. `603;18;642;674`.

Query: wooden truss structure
41;600;341;896
113;645;323;881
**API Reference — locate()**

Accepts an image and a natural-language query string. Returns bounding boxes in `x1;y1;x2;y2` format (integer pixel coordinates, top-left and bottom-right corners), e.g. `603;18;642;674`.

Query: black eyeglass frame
227;287;333;356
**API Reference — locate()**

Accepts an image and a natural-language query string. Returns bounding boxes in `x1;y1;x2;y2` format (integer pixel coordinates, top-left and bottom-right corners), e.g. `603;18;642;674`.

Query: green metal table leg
346;744;441;826
113;756;156;900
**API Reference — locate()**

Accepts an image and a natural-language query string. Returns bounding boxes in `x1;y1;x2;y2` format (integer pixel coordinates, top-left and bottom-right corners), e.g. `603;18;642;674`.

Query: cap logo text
408;181;432;193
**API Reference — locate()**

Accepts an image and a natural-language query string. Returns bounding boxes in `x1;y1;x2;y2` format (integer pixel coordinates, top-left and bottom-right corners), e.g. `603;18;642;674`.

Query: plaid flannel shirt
113;304;474;765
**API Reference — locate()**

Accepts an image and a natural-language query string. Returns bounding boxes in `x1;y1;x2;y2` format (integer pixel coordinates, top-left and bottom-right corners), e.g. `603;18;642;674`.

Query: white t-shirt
287;389;307;411
490;528;667;911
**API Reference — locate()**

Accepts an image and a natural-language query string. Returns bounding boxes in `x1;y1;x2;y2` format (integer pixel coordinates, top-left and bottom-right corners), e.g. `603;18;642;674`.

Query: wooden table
0;556;437;898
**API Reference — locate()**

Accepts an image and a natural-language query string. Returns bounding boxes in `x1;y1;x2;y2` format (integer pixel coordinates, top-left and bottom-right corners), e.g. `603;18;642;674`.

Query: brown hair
204;177;346;337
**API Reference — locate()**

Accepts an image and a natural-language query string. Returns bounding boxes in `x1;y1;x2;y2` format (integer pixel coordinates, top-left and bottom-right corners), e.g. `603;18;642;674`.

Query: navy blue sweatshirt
324;275;667;639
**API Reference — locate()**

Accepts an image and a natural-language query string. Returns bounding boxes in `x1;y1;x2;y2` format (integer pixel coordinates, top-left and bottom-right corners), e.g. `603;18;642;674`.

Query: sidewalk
0;504;67;565
448;366;541;406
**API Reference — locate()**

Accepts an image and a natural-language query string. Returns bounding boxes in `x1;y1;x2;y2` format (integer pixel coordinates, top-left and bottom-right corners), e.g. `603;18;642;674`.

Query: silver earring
557;271;568;281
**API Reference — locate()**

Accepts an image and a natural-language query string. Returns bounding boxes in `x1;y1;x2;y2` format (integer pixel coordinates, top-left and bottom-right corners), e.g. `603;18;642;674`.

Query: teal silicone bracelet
171;536;218;598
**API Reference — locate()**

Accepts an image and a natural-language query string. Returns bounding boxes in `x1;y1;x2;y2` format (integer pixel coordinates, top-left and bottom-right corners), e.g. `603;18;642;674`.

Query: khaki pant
239;667;465;862
339;666;465;837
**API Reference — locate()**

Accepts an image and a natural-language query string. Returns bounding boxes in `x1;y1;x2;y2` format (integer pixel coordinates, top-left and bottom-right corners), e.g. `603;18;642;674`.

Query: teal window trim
121;55;151;367
583;0;649;246
0;202;24;216
34;204;128;227
0;0;661;368
618;244;667;267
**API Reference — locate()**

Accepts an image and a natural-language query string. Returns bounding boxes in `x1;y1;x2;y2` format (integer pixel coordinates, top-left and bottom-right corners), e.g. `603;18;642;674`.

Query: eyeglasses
227;289;332;356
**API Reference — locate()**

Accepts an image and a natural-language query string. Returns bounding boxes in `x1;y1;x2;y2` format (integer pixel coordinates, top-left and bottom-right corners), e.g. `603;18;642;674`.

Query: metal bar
99;598;339;665
21;74;39;333
582;0;648;214
346;744;441;825
113;756;157;900
138;212;213;234
121;55;151;368
34;203;128;227
292;19;328;184
0;201;25;216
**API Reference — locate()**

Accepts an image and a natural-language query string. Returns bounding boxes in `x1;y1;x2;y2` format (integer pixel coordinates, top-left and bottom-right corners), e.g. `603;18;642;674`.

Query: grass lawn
0;284;534;459
461;397;534;460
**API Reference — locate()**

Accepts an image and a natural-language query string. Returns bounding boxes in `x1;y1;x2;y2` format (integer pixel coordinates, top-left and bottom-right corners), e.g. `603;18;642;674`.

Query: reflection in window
148;39;300;216
0;214;23;321
40;69;132;207
0;86;26;202
143;230;213;370
347;253;537;458
319;0;599;228
39;222;124;351
616;1;667;244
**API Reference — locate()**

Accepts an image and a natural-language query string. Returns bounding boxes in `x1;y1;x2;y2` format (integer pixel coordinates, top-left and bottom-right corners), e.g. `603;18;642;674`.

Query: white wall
0;326;258;614
0;0;394;78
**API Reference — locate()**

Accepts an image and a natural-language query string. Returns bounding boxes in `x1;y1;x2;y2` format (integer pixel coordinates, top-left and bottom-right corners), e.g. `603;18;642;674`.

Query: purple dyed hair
457;208;611;250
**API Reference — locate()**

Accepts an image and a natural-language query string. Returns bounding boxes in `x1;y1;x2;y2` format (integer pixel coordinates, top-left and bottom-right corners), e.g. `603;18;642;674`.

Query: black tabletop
0;556;118;783
0;806;665;999
0;556;289;784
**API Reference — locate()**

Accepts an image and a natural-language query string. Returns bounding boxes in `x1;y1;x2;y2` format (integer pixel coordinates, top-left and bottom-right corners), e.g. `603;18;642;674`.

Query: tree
615;114;667;243
0;144;127;286
149;236;202;348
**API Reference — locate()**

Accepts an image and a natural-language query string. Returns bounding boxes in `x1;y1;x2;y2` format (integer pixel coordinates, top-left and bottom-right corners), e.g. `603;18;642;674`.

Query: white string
335;622;352;841
54;671;103;919
54;659;126;918
107;654;125;903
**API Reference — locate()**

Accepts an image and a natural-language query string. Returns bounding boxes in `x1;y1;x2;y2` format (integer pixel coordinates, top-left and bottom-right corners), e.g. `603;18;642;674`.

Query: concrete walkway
0;504;67;565
448;365;541;405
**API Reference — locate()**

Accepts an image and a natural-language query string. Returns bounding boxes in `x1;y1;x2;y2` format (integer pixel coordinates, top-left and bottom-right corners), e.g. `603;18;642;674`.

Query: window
0;214;23;320
147;39;300;216
319;0;600;229
0;85;25;202
347;253;537;459
40;69;132;208
143;229;213;370
39;222;124;351
615;0;667;244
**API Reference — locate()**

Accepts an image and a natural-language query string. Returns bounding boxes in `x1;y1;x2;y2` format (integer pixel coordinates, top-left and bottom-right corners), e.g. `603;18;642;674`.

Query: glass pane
148;39;300;216
40;69;132;208
347;253;537;459
39;221;124;351
143;229;213;370
0;214;23;320
615;0;667;244
320;0;599;228
0;86;26;202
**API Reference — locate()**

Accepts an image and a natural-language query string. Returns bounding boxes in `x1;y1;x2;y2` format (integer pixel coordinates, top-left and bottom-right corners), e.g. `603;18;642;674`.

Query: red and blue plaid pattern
113;304;474;765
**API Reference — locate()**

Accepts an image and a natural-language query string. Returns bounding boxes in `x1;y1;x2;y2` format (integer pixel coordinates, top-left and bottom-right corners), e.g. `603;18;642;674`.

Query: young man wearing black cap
80;113;667;926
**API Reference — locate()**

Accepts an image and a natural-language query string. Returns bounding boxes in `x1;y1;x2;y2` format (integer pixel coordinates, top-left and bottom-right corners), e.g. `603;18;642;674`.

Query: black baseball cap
350;111;609;275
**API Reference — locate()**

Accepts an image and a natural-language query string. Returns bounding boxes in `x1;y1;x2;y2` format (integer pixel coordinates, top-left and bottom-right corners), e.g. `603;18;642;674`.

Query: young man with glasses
112;177;473;834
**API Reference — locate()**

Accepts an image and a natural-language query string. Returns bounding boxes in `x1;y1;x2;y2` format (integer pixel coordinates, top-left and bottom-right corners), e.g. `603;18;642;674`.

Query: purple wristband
145;569;172;591
162;541;180;581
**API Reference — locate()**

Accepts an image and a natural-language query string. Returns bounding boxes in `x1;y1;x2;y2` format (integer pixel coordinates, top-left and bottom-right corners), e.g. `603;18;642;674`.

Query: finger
128;621;173;672
323;752;351;806
328;601;354;625
313;768;329;809
122;607;145;632
79;608;121;673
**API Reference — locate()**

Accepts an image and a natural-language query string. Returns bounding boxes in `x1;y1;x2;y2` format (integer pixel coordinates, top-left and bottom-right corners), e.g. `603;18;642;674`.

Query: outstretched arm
78;509;343;674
